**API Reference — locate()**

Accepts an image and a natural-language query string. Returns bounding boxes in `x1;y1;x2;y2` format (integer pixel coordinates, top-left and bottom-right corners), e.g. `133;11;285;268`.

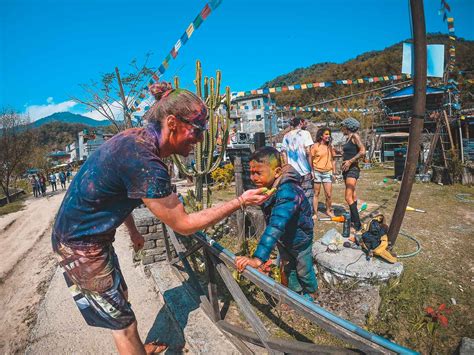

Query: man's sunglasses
177;116;208;135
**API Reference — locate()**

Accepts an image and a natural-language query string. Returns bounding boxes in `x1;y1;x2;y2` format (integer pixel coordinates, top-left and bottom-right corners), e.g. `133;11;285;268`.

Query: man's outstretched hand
241;187;275;207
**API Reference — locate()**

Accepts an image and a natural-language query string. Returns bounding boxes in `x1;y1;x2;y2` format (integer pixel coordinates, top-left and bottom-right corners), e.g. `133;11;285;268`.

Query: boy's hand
130;231;145;252
235;256;263;272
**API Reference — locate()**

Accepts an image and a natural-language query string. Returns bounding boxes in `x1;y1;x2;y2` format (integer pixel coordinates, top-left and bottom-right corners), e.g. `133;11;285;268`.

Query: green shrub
211;163;234;190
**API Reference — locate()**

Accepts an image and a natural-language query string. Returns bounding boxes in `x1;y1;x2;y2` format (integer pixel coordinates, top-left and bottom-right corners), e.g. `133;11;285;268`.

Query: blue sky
1;0;473;121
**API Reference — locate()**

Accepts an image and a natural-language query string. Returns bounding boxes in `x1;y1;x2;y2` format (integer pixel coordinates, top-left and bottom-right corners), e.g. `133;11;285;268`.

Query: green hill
32;112;111;128
263;34;474;114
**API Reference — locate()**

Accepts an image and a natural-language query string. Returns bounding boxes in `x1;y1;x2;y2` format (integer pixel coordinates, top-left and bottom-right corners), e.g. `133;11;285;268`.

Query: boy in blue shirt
235;147;318;300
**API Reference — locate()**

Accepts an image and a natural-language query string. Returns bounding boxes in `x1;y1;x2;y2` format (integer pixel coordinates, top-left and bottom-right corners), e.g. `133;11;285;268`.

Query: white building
65;130;113;163
228;94;278;138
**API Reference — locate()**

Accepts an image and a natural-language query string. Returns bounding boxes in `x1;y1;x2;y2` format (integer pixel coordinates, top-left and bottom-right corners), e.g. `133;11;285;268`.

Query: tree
72;54;155;132
0;109;35;203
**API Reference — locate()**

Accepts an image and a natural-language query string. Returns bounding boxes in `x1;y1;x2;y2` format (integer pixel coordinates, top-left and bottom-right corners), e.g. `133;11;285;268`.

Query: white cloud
25;99;78;121
81;100;123;121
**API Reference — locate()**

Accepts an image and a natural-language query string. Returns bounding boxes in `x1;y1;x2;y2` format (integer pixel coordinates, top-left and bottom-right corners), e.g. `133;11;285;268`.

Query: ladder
439;110;457;167
423;110;456;173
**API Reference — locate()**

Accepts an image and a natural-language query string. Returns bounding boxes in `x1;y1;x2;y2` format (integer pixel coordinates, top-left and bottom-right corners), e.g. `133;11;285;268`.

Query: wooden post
204;250;221;322
215;262;282;355
234;156;245;244
388;0;427;245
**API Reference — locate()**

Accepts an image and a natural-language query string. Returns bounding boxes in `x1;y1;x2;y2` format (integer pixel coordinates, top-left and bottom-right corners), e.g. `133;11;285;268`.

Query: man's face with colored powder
249;158;281;188
173;104;208;156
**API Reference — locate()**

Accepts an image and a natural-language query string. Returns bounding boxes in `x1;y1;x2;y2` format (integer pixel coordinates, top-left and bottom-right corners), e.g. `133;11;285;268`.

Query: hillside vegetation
263;34;474;121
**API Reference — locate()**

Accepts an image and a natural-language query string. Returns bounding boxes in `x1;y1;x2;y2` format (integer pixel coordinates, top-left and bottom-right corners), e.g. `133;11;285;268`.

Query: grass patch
182;168;473;353
0;198;26;216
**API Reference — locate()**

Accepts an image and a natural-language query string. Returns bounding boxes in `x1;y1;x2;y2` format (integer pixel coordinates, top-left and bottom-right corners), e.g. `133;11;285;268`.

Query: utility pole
388;0;427;245
115;67;133;129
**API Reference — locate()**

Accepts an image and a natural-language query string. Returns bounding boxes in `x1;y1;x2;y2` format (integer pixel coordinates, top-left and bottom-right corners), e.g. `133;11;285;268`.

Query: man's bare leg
112;321;146;355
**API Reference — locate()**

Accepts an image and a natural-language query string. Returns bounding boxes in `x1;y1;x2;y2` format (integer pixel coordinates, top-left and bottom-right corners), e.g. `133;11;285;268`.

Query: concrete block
143;241;156;250
142;255;155;265
147;231;164;240
148;225;157;233
145;249;165;257
137;226;148;234
154;254;167;262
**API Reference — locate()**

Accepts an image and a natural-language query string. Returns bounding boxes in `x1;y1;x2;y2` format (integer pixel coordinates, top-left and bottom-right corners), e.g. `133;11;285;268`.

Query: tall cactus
172;60;231;210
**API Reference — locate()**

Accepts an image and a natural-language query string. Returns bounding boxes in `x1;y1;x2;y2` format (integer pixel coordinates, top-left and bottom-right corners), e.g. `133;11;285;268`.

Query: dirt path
0;191;185;354
0;192;65;354
0;192;65;281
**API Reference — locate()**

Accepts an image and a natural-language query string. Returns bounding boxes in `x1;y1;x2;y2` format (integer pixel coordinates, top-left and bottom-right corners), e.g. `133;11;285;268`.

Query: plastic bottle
342;212;351;238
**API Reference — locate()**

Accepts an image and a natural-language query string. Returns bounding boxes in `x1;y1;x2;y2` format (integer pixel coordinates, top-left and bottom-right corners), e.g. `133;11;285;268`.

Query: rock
451;297;457;305
318;285;381;326
319;228;342;246
313;240;403;285
459;337;474;355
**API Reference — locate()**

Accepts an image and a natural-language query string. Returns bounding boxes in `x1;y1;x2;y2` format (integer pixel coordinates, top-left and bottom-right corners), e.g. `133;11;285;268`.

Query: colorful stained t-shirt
52;125;172;249
281;129;314;176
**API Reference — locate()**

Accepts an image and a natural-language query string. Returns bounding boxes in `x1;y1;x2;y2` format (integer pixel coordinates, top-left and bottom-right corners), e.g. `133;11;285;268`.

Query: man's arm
123;214;144;251
143;188;269;236
305;146;313;174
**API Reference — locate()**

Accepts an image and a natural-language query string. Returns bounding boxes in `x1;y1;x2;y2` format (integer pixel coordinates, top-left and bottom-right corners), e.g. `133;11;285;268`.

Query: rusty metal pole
388;0;427;245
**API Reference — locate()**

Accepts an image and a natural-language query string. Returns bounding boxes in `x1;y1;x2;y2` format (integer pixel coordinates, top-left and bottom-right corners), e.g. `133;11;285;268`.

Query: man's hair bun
149;82;173;101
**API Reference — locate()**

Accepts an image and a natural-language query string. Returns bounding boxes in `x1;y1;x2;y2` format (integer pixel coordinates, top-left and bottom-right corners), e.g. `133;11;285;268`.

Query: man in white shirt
281;117;314;212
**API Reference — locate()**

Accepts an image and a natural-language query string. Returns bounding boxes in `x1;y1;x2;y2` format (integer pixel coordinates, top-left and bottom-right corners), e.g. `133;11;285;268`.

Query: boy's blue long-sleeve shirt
253;166;314;262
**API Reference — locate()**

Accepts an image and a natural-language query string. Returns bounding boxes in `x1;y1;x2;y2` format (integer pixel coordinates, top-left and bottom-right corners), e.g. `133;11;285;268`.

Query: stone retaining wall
132;207;170;265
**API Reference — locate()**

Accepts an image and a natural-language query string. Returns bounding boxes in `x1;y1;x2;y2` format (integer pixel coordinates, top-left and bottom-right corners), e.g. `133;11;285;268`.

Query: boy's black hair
250;146;282;167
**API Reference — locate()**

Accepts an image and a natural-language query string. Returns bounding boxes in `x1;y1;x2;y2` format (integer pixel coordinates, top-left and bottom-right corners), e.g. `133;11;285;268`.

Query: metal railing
162;224;418;354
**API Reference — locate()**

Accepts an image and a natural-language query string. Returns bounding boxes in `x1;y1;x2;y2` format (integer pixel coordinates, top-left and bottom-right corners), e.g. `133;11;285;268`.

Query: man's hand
241;188;273;206
130;231;144;252
235;256;263;272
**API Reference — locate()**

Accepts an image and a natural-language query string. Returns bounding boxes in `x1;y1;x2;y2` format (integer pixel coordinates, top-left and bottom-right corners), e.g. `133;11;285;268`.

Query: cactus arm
172;154;197;177
195;61;202;98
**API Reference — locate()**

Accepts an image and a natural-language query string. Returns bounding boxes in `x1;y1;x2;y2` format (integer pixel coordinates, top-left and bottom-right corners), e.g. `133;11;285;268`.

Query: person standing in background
281;117;314;213
310;127;336;219
340;117;366;232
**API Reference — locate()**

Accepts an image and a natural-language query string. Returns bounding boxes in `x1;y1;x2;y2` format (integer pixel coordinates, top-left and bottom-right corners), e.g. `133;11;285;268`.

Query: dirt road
0;192;65;353
0;191;177;354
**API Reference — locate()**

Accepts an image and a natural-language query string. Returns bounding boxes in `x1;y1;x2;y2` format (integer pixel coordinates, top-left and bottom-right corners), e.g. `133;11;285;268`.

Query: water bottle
342;212;351;238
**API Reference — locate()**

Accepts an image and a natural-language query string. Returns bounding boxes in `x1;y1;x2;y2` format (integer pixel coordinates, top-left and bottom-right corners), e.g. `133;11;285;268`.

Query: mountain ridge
32;112;111;128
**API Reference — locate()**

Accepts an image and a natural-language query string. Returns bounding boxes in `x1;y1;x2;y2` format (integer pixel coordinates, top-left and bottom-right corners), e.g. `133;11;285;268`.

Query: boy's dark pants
278;242;318;294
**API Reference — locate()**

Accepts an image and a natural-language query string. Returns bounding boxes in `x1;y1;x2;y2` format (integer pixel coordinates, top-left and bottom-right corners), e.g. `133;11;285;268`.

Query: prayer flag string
130;0;223;112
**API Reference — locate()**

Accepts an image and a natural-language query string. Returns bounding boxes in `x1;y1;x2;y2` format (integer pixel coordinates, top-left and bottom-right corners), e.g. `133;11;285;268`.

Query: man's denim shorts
313;170;333;183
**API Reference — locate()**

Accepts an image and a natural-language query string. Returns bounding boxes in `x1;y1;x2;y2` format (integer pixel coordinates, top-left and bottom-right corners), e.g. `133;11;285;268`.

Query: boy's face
249;160;281;188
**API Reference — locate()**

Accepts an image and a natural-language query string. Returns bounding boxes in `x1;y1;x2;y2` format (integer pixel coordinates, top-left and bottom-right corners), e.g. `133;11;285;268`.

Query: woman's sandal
144;341;168;354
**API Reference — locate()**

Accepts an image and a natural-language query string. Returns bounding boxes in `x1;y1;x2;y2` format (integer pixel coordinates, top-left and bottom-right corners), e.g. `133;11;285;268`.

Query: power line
303;80;413;108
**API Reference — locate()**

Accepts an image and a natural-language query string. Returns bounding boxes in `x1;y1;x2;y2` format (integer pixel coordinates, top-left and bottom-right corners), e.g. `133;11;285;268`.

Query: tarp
402;43;445;78
383;85;445;100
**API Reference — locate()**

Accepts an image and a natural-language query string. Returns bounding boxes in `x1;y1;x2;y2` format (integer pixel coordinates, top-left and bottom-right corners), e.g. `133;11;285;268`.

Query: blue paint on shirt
52;125;172;248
